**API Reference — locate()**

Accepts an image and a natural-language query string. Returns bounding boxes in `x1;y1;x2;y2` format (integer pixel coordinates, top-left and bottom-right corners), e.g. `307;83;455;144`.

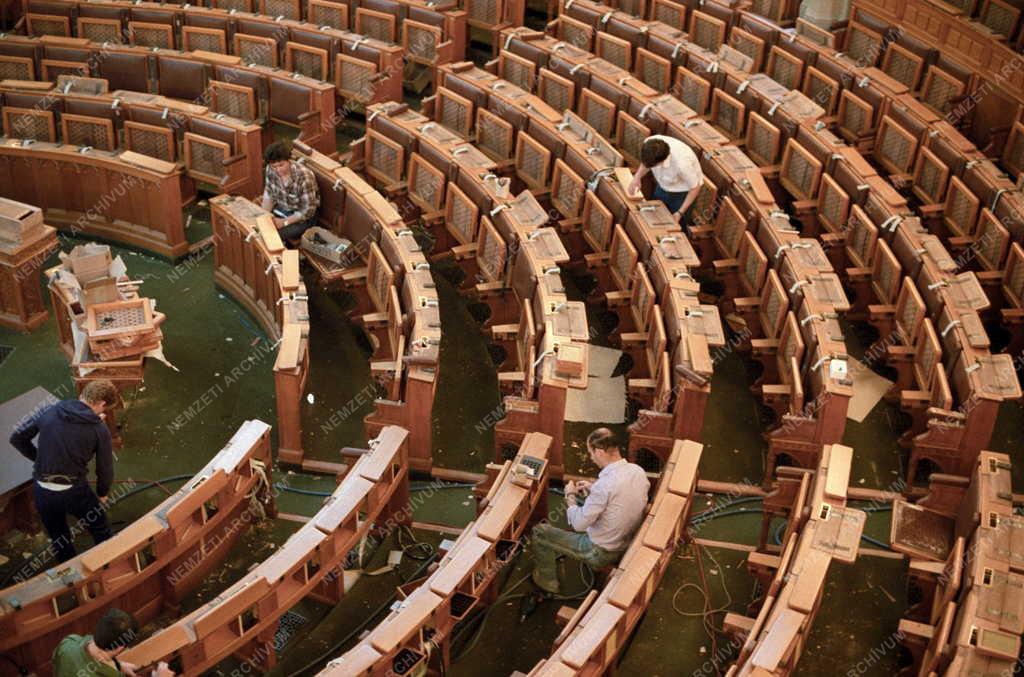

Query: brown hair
586;427;620;453
640;137;670;168
263;140;292;164
81;380;117;407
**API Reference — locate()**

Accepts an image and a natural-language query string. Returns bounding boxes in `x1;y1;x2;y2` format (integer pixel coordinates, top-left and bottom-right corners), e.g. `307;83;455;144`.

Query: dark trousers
33;483;112;563
652;185;690;228
277;213;316;242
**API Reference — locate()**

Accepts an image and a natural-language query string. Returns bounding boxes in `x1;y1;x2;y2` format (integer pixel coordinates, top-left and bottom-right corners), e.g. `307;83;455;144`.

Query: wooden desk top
475;482;529;542
607;545;660;610
749;607;805;671
370;587;444;653
558;603;625;669
314;476;374;534
665;439;701;497
428;534;491;597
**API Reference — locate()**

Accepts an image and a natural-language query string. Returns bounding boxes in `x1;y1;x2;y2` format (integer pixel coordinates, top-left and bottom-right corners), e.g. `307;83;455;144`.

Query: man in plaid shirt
260;141;320;242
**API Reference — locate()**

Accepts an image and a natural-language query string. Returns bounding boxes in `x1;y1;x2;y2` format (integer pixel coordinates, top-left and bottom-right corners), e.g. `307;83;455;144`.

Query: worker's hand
120;660;139;676
98;495;109;506
273;216;286;229
626;177;641;198
153;662;175;677
564;480;577;495
576;480;593;491
674;211;685;224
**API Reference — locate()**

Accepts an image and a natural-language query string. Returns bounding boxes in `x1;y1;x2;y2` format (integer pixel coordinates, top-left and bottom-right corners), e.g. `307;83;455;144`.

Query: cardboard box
0;198;43;243
81;277;120;307
66;243;112;283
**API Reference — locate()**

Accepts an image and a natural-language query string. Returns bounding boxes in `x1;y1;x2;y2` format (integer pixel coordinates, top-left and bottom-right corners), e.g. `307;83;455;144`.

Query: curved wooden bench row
525;438;701;676
17;0;465;82
891;450;1023;675
119;425;412;676
0;138;188;257
209;194;311;461
319;430;552;676
414;61;722;467
0;419;276;677
425;62;722;463
10;0;406;109
494;27;855;479
283;141;440;472
0;32;347;156
351;96;596;475
0;78;264;200
722;443;866;675
546;0;1024;484
852;0;1024;107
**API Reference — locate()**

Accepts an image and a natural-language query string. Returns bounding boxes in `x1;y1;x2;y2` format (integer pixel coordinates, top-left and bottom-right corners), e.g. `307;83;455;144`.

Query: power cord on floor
289;527;438;676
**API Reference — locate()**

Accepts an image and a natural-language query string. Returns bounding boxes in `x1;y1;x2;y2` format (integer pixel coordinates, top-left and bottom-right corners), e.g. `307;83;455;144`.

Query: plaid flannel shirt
262;160;320;222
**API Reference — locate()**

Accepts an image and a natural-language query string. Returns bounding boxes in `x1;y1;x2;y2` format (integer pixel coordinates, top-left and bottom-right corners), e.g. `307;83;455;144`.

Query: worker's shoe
518;589;550;623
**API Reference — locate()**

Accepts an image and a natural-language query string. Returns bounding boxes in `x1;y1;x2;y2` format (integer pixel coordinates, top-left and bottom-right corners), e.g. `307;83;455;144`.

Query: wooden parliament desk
0;141;188;259
0;198;57;331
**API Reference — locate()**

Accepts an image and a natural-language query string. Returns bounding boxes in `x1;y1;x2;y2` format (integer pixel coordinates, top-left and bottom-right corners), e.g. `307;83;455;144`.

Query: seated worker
628;135;704;230
260;140;320;243
53;608;174;676
527;428;650;606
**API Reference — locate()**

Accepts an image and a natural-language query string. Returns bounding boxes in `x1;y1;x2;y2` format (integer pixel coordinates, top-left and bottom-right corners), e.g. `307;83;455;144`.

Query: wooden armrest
584;252;610;268
898;619;934;642
370;358;401;372
918;203;944;217
558;217;583;233
605;290;631;307
762;384;792;399
498;371;525;383
733;296;759;309
723;612;756;636
926;407;965;422
297;109;320;122
750;338;779;354
475;281;507;297
620;331;647;346
491;323;519;340
362;311;388;328
846;266;871;281
221;153;246;167
689;225;713;240
341;266;367;284
1001;308;1024;323
867;303;896;317
792;199;817;212
976;270;1002;284
908;559;945;576
627;378;656;390
900;390;931;408
820;232;845;247
886;345;915;359
451;243;478;260
747;551;781;569
713;258;738;274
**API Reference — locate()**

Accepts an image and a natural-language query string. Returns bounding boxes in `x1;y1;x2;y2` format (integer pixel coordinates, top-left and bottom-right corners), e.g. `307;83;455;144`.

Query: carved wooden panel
61;114;115;151
779;139;823;202
538;68;575;115
498;51;536;92
446;181;479;246
286;42;328;81
309;0;349;30
515;133;552;190
911;146;950;205
476;107;514;161
436;87;474;139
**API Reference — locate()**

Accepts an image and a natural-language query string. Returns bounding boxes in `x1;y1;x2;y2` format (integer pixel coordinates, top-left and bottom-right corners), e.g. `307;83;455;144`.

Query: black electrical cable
289;538;440;676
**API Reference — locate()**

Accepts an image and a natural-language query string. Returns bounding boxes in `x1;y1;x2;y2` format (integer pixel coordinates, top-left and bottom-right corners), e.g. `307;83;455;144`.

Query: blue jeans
33;483;111;563
652;185;689;226
531;523;623;594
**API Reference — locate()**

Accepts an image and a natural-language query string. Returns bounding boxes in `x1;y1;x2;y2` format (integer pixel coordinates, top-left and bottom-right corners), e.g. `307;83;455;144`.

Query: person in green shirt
52;609;174;677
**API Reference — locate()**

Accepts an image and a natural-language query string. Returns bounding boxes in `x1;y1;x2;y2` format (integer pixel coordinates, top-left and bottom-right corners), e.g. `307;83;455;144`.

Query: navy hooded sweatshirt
9;400;114;497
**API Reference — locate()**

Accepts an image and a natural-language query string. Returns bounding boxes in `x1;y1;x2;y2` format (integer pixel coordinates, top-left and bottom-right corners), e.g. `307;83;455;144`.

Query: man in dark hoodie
9;380;118;563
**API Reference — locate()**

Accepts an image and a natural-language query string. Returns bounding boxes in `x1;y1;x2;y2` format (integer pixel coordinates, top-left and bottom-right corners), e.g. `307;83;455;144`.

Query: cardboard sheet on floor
565;375;626;423
587;345;623;378
846;357;893;423
0;387;57;494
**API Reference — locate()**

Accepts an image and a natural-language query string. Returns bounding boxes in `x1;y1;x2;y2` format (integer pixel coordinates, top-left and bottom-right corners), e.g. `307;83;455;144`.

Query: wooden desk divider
121;426;411;676
320;431;551;676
